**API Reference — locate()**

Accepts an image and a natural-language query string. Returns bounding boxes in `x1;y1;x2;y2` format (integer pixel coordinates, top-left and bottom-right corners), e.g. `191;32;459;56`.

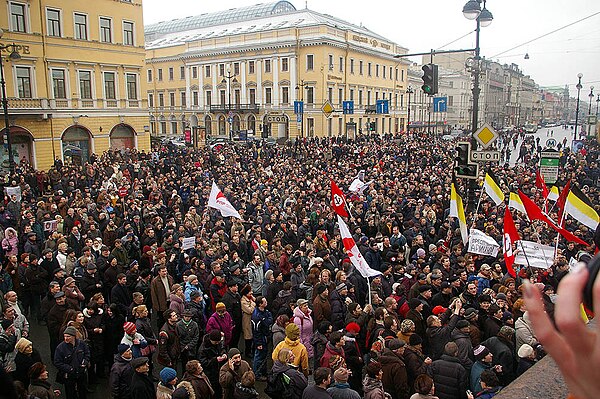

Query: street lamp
596;94;599;116
462;0;493;211
295;80;306;138
406;86;414;132
221;64;237;140
588;86;594;137
574;73;583;140
0;28;21;174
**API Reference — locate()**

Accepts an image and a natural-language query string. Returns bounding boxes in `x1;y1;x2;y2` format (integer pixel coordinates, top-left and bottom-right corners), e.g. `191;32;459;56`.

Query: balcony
7;97;143;112
209;103;260;114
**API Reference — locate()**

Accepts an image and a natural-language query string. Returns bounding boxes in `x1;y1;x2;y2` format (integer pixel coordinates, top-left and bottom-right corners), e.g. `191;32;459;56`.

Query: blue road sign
433;97;447;113
228;117;233;124
294;100;304;114
296;114;302;123
376;99;389;114
342;101;354;114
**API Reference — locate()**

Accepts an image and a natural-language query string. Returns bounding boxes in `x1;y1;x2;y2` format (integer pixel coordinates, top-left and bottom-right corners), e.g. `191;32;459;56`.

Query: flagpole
367;278;372;306
554;210;567;256
518;240;536;278
472;188;485;228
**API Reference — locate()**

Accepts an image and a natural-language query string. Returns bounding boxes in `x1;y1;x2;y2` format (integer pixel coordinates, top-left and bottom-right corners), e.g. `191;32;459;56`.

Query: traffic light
421;63;439;95
454;142;478;179
369;122;376;131
455;143;469;167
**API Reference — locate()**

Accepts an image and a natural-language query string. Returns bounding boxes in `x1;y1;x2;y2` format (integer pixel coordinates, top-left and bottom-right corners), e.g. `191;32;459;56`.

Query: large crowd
0;129;598;399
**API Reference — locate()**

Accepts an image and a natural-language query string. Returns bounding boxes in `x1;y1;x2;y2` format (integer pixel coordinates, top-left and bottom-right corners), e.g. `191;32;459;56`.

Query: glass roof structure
145;1;297;35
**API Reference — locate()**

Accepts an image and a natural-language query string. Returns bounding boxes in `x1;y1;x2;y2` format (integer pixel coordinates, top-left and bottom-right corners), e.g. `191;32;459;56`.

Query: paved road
508;126;576;167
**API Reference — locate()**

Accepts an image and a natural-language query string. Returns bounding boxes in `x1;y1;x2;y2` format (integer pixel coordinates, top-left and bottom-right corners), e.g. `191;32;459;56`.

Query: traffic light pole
467;17;482;213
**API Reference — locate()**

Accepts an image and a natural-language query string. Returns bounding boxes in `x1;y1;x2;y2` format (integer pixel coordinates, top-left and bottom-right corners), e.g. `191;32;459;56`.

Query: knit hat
143;245;152;253
400;319;415;333
328;355;345;370
387;338;406;350
228;348;241;358
517;344;534;358
316;285;328;295
416;248;426;257
333;367;349;382
260;239;268;246
474;345;490;361
408;298;422;310
215;302;226;311
64;277;75;286
285;323;300;340
464;308;479;320
208;330;222;342
123;321;137;335
409;334;423;346
15;338;32;353
172;386;190;399
432;305;447;315
336;283;347;292
456;320;470;329
118;343;131;355
498;325;515;340
63;326;77;336
345;322;360;334
160;367;177;384
187;274;198;283
190;290;201;300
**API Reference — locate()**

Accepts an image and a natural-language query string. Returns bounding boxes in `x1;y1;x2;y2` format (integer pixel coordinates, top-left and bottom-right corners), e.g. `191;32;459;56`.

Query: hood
83;308;103;317
293;305;312;319
271;323;286;334
277;290;292;299
170;293;183;303
362;376;383;394
378;349;403;366
4;227;17;236
451;328;469;341
284;337;300;347
271;360;292;374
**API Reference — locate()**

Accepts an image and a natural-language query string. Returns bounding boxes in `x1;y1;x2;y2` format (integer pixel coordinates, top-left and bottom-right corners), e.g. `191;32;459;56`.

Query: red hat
345;322;361;334
156;247;166;254
143;245;152;253
432;305;447;316
123;321;137;335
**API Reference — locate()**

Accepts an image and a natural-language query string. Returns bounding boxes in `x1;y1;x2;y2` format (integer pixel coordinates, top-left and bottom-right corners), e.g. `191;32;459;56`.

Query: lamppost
574;73;583;140
221;65;237;140
0;29;21;174
295;80;306;138
462;0;493;211
588;86;594;138
596;94;600;116
406;86;414;132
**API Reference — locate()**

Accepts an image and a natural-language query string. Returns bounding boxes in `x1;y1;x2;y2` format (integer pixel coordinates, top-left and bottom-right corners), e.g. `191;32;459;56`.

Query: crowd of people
0;129;597;399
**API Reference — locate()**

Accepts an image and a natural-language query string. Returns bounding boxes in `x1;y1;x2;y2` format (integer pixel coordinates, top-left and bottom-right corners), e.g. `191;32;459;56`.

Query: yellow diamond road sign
322;100;334;117
473;123;498;149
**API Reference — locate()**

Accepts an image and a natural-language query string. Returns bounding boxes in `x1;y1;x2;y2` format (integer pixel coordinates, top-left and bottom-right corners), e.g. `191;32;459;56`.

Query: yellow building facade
0;0;149;171
145;1;410;142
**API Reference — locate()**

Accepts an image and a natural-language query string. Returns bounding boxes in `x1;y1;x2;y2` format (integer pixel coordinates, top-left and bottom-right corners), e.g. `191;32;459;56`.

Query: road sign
473;123;499;149
227;117;233;124
294;100;304;114
545;138;556;148
266;114;287;123
296;114;302;123
588;115;598;125
322;100;334;117
433;97;447;113
470;151;501;162
540;150;560;184
376;99;389;114
228;111;234;118
343;101;354;114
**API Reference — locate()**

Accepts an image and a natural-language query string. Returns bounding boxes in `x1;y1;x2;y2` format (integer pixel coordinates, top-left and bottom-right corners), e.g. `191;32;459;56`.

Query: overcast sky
143;0;600;98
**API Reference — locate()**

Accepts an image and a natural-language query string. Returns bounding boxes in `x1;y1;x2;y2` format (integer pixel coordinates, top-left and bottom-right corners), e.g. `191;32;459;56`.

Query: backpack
264;371;293;399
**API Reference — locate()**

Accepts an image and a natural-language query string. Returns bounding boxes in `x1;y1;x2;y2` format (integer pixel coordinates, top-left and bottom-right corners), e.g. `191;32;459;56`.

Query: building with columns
0;0;149;170
144;1;410;142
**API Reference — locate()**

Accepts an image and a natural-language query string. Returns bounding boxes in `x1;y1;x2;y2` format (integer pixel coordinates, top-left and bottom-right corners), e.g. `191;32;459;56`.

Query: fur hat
518;344;534;358
408;298;422;310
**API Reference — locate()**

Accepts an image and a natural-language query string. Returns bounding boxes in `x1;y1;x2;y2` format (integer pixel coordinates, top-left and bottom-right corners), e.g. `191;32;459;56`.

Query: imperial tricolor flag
450;182;469;245
208;182;242;219
503;207;520;278
331;180;349;217
564;185;599;230
483;171;504;206
337;215;380;278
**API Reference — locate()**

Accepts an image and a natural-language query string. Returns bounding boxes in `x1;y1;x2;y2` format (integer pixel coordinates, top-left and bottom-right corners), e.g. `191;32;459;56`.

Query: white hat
517;344;534;358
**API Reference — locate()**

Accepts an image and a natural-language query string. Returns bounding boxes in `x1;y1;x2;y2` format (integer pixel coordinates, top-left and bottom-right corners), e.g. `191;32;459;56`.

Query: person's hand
256;345;263;350
523;263;600;399
364;304;373;313
133;339;140;345
217;354;227;362
467;391;474;399
424;357;432;365
228;358;235;369
493;364;502;373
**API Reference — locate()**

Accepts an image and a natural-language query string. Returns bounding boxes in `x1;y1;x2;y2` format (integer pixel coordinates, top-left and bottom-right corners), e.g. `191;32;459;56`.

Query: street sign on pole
470;151;501;162
342;101;354;114
473;123;499;149
294;100;304;114
540;150;560;184
433;97;447;113
376;99;389;114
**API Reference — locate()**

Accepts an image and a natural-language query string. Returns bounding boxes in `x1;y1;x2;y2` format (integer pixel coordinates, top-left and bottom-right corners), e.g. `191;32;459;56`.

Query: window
349;89;354;101
123;21;134;46
339;57;343;72
264;60;271;73
104;72;115;99
74;13;87;40
180;66;185;80
171;122;177;134
219;90;225;105
148;93;154;107
100;17;112;43
10;3;26;33
328;55;333;70
382;66;386;79
168;68;173;81
16;67;32;98
265;88;272;104
169;92;175;106
79;71;92;99
249;88;256;105
248;61;255;74
281;58;288;72
282;87;289;104
358;90;363;105
157;69;163;81
147;69;152;82
126;73;137;100
338;88;343;104
401;70;405;81
350;59;355;74
219;64;225;77
158;93;164;106
368;63;372;77
328;87;333;102
307;54;314;71
205;91;211;106
376;64;379;78
367;91;371;104
52;70;66;99
205;65;211;78
192;91;198;106
306;87;314;104
389;66;392;80
359;61;363;75
160;122;166;134
46;8;61;37
181;92;186;107
233;62;240;75
192;67;197;79
234;89;240;106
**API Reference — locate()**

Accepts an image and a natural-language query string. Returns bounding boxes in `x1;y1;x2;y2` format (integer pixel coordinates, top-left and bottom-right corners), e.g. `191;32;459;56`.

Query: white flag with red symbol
208;182;242;219
337;215;381;278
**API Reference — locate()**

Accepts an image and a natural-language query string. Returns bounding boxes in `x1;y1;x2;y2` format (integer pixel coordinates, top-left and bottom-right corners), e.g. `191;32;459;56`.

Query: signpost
322;100;334;118
294;100;304;115
540;150;560;184
473;123;499;149
433;97;447;113
375;99;389;114
343;101;354;114
470;151;501;162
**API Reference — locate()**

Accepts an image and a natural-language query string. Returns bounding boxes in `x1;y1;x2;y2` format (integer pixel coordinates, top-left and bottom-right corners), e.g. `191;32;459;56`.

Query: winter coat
312;295;332;326
428;354;468;399
53;339;90;381
251;307;273;347
403;346;428;383
481;336;516;385
329;290;347;331
83;308;105;362
363;376;391;399
156;383;175;399
14;349;42;387
109;354;133;399
426;314;459;360
28;379;58;399
327;383;361;399
482;317;502;341
2;228;18;257
121;332;148;359
182;372;215;399
219;359;252;399
206;311;234;347
130;372;156;399
151;275;174;313
320;342;345;368
517;357;535;376
271;360;308;399
222;291;242;326
169;293;185;316
475;387;502;399
158;321;180;367
240;295;255;340
311;331;328;371
379;349;409;399
135;317;158;346
292;306;314;358
470;361;493;394
271;322;287;349
272;337;310;377
177;319;200;358
451;328;474;371
198;333;226;389
515;313;538;350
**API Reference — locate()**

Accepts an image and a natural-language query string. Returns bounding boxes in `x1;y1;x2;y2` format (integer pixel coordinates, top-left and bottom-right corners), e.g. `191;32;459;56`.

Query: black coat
111;284;131;316
481;336;516;385
427;314;459;360
53;339;90;381
428;354;468;399
80;272;103;301
109;354;133;399
130;372;156;399
198;334;226;388
14;349;42;386
222;291;242;324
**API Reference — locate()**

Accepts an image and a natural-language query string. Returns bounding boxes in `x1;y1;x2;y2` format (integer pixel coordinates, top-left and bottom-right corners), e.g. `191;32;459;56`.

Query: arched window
110;124;135;149
62;126;91;165
204;115;212;135
218;115;226;135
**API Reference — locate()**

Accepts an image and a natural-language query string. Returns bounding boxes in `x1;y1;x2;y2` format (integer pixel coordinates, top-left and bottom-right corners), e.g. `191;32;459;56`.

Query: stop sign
119;188;128;197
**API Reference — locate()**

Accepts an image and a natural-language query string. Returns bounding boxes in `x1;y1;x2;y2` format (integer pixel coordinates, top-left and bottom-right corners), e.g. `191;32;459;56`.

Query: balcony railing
7;97;143;111
209;103;260;113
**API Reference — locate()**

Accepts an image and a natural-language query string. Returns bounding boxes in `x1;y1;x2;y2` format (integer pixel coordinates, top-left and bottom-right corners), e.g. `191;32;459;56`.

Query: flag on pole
535;170;549;199
483;172;504;206
518;190;589;246
503;207;520;278
547;186;560;202
331;180;349;217
564;185;599;230
450;183;469;245
556;180;571;223
508;192;527;216
337;215;380;278
348;178;373;194
208;182;242;219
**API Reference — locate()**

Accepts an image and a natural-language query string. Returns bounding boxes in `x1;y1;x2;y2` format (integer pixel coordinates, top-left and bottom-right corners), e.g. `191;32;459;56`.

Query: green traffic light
422;85;433;94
